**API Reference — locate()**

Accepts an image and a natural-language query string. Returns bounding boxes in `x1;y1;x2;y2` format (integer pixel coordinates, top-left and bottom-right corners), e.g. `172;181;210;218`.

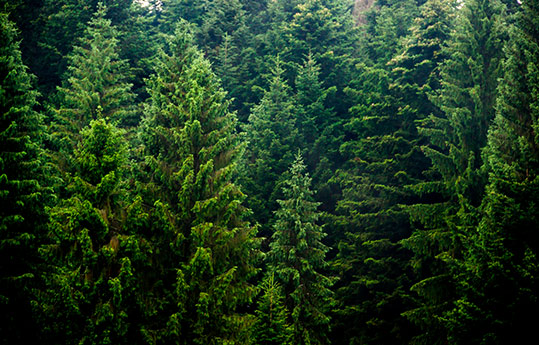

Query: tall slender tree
402;1;507;343
330;1;457;343
0;12;49;344
138;22;259;344
458;0;539;343
253;273;292;345
51;3;136;157
268;153;334;345
241;58;299;238
38;118;134;345
294;53;340;209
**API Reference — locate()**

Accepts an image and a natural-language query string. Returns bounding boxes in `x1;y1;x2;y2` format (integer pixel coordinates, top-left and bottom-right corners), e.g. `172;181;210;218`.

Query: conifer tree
51;3;136;154
331;64;421;345
32;0;135;96
0;12;49;343
36;6;144;342
138;22;259;344
278;0;358;89
359;0;421;66
330;2;457;343
38;118;134;344
253;273;292;345
457;0;539;343
268;153;333;345
241;58;299;237
402;1;507;342
294;53;340;209
214;32;242;102
197;0;246;59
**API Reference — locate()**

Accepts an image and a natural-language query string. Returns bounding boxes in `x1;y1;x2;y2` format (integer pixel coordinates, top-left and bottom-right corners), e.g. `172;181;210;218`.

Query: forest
1;0;538;344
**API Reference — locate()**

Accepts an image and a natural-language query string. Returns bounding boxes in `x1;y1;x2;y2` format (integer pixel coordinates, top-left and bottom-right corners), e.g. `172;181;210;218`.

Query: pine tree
253;273;292;345
457;1;539;343
51;3;136;155
138;22;259;344
0;12;49;344
268;153;333;345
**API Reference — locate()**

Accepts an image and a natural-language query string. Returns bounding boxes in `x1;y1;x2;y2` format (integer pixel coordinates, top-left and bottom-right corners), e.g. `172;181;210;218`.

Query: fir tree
138;22;259;344
33;0;135;96
268;153;333;345
294;53;340;210
331;64;421;345
279;0;358;89
0;12;49;344
359;0;421;66
329;2;457;343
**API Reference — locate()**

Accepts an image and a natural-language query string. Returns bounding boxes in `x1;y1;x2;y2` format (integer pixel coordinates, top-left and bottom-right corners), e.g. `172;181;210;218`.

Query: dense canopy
1;0;538;344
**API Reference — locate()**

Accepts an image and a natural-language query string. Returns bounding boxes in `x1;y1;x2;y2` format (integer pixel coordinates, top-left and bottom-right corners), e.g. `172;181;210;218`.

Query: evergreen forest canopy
1;0;538;344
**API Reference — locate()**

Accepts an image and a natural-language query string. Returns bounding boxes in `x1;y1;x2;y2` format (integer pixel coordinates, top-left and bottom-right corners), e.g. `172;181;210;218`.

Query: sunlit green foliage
138;23;259;344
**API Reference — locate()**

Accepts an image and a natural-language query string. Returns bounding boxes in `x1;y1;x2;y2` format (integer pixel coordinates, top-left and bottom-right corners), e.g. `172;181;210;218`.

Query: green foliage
455;0;539;343
331;63;423;345
31;0;135;96
294;53;340;208
360;0;421;66
329;2;459;343
138;22;259;344
38;118;133;344
268;153;334;345
0;12;49;343
279;0;358;87
253;273;292;345
402;1;507;342
241;58;299;237
51;3;136;153
4;1;539;344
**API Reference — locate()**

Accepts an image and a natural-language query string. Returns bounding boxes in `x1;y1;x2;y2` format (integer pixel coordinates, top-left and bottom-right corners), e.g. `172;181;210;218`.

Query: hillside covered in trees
1;0;538;344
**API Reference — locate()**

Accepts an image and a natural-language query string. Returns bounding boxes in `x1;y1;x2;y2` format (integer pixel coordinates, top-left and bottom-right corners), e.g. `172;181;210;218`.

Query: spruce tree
32;0;135;96
38;118;133;344
51;2;136;155
278;0;358;89
36;6;143;343
253;273;292;345
402;1;506;342
330;1;457;343
459;0;539;343
0;12;49;343
294;53;340;210
268;153;333;345
241;58;299;238
331;64;421;345
359;0;421;66
138;23;259;344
